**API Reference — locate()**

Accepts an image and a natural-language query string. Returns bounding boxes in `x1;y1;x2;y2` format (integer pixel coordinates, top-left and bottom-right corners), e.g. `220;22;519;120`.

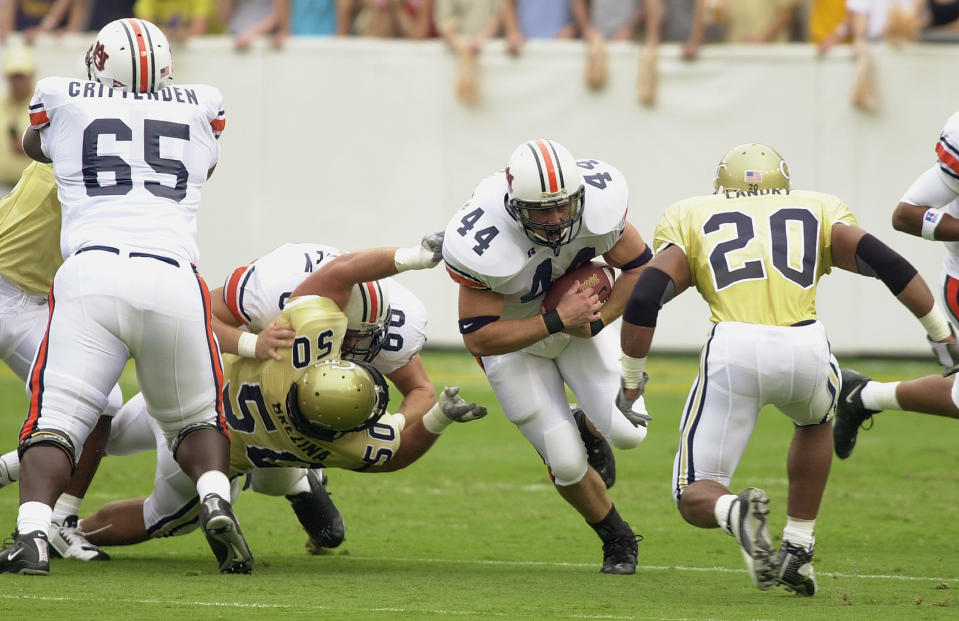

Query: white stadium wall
12;36;959;354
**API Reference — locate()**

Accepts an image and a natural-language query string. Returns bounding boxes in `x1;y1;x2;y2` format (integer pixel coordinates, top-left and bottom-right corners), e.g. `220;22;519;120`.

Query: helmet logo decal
92;42;109;72
744;170;763;183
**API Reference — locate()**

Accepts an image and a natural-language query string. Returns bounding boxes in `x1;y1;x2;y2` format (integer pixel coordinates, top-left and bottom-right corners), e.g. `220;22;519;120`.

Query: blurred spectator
810;0;851;50
221;0;283;49
434;0;507;105
135;0;221;40
722;0;802;43
573;0;644;42
921;0;959;40
501;0;577;53
342;0;435;38
0;46;34;195
2;0;85;43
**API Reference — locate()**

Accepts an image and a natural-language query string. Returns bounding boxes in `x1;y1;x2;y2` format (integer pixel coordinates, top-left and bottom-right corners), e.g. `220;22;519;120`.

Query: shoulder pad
579;159;629;236
442;172;531;283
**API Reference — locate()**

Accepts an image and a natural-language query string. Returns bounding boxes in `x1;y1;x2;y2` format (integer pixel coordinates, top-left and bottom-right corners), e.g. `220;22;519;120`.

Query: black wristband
543;309;565;334
589;319;604;336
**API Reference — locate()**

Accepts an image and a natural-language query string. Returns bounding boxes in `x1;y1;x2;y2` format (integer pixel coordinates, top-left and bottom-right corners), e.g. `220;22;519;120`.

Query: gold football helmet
713;143;790;193
286;359;389;440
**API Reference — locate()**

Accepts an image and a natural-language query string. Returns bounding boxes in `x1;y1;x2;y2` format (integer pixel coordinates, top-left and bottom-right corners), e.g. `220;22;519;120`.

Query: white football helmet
287;359;389;439
342;279;391;362
86;18;172;93
505;139;585;255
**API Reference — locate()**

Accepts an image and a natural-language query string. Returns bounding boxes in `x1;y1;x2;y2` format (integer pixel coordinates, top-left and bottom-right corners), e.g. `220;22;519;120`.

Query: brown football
542;261;616;312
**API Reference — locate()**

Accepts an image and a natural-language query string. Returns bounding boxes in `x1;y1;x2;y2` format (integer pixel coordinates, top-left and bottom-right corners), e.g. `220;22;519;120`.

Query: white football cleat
50;516;111;561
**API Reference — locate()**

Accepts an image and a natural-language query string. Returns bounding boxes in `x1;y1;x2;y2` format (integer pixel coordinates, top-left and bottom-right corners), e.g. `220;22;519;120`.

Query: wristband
543;310;564;334
919;305;953;342
237;331;258;358
421;402;451;434
921;208;944;241
589;318;604;336
621;354;647;389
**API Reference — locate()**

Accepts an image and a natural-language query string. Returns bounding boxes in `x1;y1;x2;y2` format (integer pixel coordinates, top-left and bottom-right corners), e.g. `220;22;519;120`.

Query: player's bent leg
77;498;151;546
571;405;616;489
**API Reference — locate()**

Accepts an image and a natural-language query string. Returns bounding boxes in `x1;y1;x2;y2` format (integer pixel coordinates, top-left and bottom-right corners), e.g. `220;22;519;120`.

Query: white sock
714;494;738;536
195;470;231;501
860;381;900;411
285;471;312;497
52;493;83;525
17;501;53;537
783;516;816;549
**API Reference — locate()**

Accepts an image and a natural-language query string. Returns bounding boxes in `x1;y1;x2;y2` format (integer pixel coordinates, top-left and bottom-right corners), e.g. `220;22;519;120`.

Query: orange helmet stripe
126;18;150;93
534;139;559;193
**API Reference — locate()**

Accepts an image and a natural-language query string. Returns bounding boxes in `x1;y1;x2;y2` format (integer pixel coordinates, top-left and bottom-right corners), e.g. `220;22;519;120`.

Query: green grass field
0;351;956;620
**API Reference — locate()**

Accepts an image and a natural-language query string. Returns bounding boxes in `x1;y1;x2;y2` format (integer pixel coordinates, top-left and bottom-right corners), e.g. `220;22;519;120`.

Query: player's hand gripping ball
542;261;616;311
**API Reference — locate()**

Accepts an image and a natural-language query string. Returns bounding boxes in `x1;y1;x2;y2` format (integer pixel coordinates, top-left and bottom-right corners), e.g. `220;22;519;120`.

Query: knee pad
170;422;223;461
19;429;77;466
543;424;588;486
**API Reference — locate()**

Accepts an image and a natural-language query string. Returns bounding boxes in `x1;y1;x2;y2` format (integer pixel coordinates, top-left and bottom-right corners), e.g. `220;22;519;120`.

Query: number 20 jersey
655;190;857;326
28;77;225;262
443;159;628;321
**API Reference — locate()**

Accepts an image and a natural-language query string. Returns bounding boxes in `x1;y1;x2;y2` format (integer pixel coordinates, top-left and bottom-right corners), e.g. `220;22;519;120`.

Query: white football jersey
221;242;427;376
29;77;225;262
443;159;628;321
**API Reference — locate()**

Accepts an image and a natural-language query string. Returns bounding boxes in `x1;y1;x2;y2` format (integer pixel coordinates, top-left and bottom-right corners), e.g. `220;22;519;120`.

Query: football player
66;245;487;554
208;239;470;553
442;138;653;575
829;109;959;459
0;18;252;576
618;143;954;596
0;162;121;562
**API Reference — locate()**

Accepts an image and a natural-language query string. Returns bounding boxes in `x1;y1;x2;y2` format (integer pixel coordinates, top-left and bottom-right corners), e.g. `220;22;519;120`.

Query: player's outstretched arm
365;387;487;472
832;222;957;356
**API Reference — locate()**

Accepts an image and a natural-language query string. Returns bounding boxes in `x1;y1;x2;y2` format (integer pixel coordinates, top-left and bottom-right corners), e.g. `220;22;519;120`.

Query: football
542;261;616;312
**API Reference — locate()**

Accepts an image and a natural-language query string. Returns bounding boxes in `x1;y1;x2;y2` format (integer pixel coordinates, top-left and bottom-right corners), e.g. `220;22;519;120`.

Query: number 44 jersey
28;77;225;263
443;159;629;322
655;189;857;326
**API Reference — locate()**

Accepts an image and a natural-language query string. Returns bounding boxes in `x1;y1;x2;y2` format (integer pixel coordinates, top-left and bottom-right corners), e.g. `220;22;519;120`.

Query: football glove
439;386;487;422
928;334;959;374
394;231;445;272
615;374;653;428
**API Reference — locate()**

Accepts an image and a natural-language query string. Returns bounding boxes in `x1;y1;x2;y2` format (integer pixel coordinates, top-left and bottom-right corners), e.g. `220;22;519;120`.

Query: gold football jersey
655;189;857;326
0;162;62;295
224;295;403;473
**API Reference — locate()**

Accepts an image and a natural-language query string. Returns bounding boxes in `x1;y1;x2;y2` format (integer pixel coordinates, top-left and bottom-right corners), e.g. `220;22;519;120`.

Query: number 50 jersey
655;189;857;326
29;77;225;263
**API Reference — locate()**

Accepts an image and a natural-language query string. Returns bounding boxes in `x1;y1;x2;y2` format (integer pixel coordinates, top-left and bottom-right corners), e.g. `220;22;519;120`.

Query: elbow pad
854;234;917;296
623;267;675;328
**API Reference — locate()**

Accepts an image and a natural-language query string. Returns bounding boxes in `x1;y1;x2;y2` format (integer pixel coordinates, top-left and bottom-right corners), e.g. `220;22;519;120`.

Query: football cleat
50;515;110;561
600;527;641;575
729;487;776;590
834;368;879;459
288;469;346;554
572;405;616;489
0;530;50;575
775;540;817;596
199;493;254;574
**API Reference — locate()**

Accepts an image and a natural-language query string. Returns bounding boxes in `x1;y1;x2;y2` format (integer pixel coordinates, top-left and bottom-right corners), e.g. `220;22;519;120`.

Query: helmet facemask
506;186;585;255
342;280;390;362
505;139;586;256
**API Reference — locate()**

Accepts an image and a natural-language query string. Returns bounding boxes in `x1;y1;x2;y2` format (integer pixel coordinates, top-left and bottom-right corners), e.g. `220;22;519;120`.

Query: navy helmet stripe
525;142;547;192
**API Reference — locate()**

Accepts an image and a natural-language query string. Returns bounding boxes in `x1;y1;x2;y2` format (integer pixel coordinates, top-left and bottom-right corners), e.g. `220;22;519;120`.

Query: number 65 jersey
655;189;857;326
29;76;225;262
443;159;628;322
